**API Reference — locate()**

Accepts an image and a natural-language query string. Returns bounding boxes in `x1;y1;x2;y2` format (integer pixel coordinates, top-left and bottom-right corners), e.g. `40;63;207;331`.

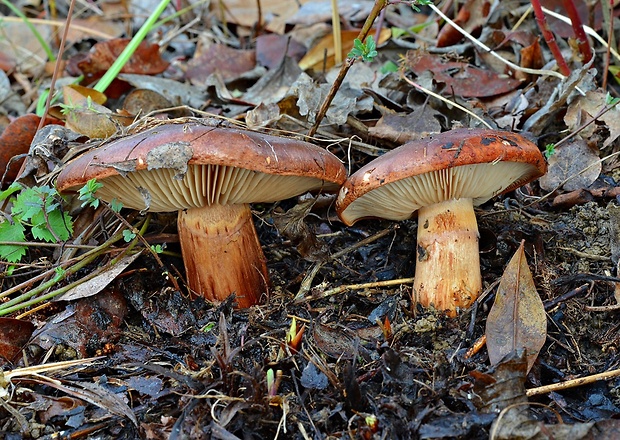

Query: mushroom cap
57;120;347;212
337;128;547;225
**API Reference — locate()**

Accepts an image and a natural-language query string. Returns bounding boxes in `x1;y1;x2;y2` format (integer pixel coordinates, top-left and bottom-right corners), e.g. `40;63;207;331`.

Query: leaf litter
1;0;620;438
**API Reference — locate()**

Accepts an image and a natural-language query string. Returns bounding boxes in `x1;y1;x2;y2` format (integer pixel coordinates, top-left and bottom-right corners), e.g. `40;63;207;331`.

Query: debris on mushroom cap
337;128;547;225
56;119;347;211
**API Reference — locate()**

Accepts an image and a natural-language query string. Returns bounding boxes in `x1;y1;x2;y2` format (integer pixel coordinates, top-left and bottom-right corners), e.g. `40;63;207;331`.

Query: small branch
561;0;592;63
528;0;570;75
308;0;388;136
527;367;620;397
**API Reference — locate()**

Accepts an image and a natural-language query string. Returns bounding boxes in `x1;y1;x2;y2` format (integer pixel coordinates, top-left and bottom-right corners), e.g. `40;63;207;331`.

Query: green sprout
348;36;378;62
78;178;104;208
544;143;556;159
0;182;74;262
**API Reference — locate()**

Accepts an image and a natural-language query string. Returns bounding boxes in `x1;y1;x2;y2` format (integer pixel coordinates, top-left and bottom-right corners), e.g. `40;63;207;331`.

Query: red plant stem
602;0;614;91
530;0;571;76
561;0;592;63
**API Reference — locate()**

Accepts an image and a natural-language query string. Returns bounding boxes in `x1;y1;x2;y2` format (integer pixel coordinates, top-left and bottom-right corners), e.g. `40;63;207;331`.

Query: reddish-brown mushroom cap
57;119;346;308
337;128;547;225
57;120;346;211
335;128;546;316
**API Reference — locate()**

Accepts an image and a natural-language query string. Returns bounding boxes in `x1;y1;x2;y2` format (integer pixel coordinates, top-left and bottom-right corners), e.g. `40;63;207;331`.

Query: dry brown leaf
564;90;620;149
539;139;601;192
485;242;546;373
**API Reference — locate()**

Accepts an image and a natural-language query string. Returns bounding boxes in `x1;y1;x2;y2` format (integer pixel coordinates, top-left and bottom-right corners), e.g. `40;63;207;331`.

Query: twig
530;0;571;75
561;0;592;63
308;0;388;136
526;367;620;396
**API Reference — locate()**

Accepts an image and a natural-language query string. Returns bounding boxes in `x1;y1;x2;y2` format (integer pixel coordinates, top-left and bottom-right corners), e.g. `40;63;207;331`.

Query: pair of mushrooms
57;121;546;315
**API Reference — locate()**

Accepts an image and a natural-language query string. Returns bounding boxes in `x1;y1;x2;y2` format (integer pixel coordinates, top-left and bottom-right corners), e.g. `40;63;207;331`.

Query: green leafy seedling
544;143;556;159
123;229;137;242
348;36;378;62
0;182;73;263
78;179;104;208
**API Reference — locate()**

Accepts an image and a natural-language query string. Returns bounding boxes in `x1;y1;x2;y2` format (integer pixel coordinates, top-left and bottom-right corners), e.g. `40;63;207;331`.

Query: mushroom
336;128;546;316
57;120;346;308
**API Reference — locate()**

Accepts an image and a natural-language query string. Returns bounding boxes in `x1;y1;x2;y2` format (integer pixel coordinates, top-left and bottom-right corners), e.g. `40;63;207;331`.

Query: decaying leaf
146;141;193;179
406;51;522;98
539;139;601;192
436;0;491;47
368;106;442;144
0;317;35;362
485;242;546;373
564;90;620;149
55;252;143;302
272;198;327;261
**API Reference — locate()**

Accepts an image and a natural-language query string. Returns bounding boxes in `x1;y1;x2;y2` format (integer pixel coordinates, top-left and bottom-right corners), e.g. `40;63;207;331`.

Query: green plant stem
0;219;149;316
0;219;145;315
308;0;388;137
0;0;56;61
94;0;172;93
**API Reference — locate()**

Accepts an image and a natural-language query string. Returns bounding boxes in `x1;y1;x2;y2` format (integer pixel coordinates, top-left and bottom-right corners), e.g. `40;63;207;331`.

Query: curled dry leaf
485;241;546;373
0;114;63;188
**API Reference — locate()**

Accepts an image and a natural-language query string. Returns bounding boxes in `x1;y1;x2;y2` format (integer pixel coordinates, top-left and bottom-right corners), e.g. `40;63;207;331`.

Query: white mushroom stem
413;198;481;317
178;203;269;308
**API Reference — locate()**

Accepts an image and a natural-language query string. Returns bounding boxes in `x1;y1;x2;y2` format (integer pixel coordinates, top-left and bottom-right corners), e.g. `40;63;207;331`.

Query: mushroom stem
413;198;481;316
178;203;269;308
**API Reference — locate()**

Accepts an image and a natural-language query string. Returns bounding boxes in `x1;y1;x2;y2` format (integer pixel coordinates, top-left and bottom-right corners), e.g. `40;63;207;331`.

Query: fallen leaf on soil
485;242;546;373
33;288;127;357
69;39;169;94
244;56;302;106
406;52;522;98
273;199;327;261
522;64;597;134
186;44;257;85
0;317;34;363
368;106;442;144
59;85;126;138
119;74;208;110
564;90;620;149
256;34;307;69
31;377;138;426
210;0;302;33
539;139;601;192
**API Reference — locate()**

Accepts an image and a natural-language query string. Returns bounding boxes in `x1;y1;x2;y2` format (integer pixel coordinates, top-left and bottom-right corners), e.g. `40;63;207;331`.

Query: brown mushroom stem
413;198;481;317
178;203;269;308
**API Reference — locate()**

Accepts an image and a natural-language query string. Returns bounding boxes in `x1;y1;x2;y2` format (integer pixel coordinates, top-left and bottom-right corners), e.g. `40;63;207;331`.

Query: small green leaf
0;182;23;202
380;61;400;74
31;209;73;242
0;221;27;262
123;229;136;242
110;199;124;213
150;244;165;254
544;143;556;159
78;179;104;209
